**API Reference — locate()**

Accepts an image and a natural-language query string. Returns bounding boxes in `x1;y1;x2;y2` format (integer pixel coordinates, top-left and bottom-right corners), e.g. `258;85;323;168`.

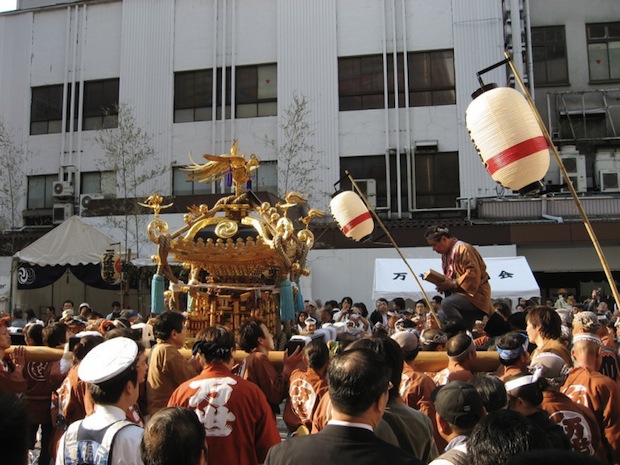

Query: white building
0;0;619;312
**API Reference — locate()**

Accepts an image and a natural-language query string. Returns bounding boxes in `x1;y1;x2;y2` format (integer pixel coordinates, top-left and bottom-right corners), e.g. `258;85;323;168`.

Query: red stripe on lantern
486;136;548;175
342;211;372;234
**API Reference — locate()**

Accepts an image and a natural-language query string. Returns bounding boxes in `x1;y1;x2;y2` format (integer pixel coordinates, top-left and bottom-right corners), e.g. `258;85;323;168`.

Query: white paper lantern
330;191;374;241
466;86;550;193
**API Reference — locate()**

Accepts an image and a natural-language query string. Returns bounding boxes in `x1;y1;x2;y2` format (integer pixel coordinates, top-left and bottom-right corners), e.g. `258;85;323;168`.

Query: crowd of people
0;289;618;465
0;225;618;465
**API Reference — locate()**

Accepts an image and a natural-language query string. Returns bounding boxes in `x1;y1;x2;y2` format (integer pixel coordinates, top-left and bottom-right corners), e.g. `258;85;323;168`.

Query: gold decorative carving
145;141;323;335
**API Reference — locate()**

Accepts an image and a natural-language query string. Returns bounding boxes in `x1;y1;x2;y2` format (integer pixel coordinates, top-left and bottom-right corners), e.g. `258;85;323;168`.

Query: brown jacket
541;390;607;464
241;351;288;414
562;366;620;464
283;367;328;433
146;342;196;415
443;241;494;314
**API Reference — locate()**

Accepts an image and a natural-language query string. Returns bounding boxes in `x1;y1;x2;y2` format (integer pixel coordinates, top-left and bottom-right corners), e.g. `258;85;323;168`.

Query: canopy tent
373;256;540;305
13;216;121;290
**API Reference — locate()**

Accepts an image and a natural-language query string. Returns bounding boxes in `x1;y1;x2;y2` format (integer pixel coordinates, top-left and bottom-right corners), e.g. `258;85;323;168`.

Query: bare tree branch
92;104;165;258
0;120;26;238
263;92;324;205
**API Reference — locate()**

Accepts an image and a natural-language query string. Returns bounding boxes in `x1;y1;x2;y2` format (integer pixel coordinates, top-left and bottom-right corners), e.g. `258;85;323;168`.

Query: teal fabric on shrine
151;274;165;314
279;277;295;321
294;279;305;312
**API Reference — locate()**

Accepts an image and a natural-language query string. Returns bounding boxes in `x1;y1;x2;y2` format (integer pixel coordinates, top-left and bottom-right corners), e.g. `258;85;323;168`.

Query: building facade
0;0;619;310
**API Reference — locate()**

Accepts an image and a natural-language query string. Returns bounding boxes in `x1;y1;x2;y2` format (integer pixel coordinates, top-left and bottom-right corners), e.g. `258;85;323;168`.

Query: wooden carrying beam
7;346;500;373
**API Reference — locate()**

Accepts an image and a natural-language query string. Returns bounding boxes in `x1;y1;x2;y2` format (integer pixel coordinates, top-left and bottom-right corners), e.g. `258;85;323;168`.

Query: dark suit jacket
369;310;386;327
264;424;423;465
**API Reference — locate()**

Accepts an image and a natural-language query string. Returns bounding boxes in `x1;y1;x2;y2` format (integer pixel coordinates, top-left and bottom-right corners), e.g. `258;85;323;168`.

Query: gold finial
183;140;260;196
139;193;173;217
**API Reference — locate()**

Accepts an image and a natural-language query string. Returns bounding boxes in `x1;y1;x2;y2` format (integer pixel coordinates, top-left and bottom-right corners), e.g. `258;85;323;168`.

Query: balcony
547;89;620;143
475;193;620;223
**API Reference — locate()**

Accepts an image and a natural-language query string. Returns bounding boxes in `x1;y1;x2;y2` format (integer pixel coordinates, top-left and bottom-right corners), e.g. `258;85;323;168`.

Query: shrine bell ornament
466;84;550;194
330;190;374;241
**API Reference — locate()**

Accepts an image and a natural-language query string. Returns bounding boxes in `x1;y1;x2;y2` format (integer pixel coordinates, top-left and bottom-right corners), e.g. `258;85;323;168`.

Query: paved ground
276;401;289;440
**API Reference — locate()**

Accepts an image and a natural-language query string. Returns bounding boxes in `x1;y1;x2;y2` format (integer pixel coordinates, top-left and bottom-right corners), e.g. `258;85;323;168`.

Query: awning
13;216;121;290
373;256;540;304
14;215;119;266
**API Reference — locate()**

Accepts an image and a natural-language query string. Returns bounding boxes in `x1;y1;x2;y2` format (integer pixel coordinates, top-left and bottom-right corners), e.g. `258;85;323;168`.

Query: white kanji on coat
188;377;237;437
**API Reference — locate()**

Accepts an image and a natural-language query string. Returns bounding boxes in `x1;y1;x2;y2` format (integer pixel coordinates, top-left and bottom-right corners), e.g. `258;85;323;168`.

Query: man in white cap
56;337;147;465
572;310;620;383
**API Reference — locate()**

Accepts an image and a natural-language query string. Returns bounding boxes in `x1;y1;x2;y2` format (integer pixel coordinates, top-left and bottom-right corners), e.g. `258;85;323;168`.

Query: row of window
27;172;107;209
31;51;456;134
338;50;456;111
31;79;119;135
533;22;620;86
24;21;620;135
27;151;459;211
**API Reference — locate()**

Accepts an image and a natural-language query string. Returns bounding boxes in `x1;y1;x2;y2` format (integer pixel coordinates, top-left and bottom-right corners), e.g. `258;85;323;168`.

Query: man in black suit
264;348;423;465
369;298;389;327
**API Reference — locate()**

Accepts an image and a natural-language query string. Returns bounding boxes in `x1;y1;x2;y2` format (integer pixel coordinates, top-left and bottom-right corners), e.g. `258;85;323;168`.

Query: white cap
74;330;104;339
78;337;138;384
62;309;74;319
79;302;90;309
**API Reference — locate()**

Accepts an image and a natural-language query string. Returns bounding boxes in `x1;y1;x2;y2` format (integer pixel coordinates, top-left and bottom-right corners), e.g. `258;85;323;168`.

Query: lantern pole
503;52;620;308
344;171;442;327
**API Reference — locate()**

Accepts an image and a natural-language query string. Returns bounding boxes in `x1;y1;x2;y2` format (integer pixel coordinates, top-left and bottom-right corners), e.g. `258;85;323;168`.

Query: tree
263;92;323;205
0;120;26;248
92;104;164;259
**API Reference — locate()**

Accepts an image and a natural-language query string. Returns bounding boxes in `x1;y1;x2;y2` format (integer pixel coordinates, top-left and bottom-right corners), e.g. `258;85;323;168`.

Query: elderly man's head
327;348;391;424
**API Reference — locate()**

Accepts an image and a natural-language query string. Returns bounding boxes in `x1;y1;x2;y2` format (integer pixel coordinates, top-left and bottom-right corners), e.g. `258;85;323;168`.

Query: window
339;55;397;111
532;27;569;86
80;172;102;195
409;50;456;106
251;160;278;194
236;64;277;118
174;64;277;123
30;78;119;135
339;156;389;209
83;79;120;130
340;151;460;213
27;174;57;209
30;85;70;135
338;50;455;111
412;151;460;209
172;166;213;195
174;69;218;123
587;22;620;82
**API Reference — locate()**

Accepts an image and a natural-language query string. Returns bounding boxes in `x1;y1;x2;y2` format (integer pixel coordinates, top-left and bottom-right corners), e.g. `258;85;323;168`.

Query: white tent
373;256;540;305
14;215;119;266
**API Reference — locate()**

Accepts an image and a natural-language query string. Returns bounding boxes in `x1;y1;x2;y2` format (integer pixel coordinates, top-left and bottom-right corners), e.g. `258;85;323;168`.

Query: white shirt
56;404;144;465
327;419;374;432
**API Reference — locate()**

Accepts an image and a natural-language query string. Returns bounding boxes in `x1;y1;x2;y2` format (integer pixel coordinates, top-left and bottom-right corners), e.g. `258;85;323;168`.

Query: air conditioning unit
53;203;74;224
599;169;620;193
53;181;74;197
80;193;104;211
559;154;587;193
352;178;377;208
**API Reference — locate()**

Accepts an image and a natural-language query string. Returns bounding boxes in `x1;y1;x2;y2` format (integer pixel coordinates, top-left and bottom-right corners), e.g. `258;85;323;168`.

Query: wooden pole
346;172;442;327
8;346;500;373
